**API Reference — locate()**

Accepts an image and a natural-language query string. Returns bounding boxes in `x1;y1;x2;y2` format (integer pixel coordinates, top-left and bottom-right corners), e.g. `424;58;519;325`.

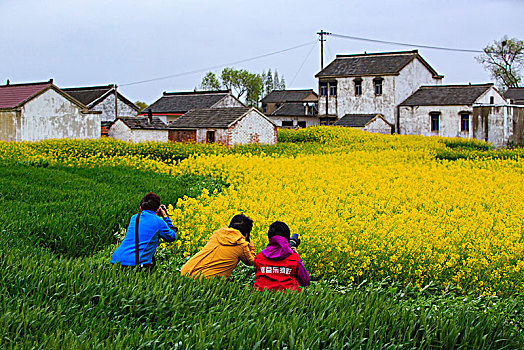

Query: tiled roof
62;85;113;106
62;85;139;111
316;50;442;78
118;116;168;130
169;107;250;129
143;90;232;114
261;89;317;103
0;81;52;109
399;84;493;106
335;114;379;127
271;102;317;116
504;88;524;102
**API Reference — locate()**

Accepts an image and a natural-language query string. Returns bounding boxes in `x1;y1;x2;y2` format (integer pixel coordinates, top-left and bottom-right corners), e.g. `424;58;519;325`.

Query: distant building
398;83;524;147
141;90;244;124
108;115;169;143
504;88;524;105
334;114;393;134
0;80;100;141
261;89;319;128
168;107;276;145
315;50;443;128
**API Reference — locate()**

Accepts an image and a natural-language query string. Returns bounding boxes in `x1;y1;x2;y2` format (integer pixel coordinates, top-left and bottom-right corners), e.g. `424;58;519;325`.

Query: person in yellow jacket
180;214;256;279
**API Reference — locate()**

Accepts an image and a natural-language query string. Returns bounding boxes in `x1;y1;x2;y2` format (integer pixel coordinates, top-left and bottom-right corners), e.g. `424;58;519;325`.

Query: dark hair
268;221;290;241
229;214;253;237
140;192;161;211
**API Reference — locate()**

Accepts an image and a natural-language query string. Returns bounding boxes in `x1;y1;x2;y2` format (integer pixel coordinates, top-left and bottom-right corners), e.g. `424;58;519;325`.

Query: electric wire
289;41;317;86
120;41;317;87
330;33;483;53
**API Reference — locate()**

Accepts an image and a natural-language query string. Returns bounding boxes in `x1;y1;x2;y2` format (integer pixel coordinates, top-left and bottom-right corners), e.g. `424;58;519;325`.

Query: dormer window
354;78;362;96
374;77;383;95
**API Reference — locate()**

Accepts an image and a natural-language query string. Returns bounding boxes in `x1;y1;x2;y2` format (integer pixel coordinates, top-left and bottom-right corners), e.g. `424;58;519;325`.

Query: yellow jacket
180;227;256;279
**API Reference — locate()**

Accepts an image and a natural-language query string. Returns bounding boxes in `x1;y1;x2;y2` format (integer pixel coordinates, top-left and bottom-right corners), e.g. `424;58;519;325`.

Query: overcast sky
1;0;523;104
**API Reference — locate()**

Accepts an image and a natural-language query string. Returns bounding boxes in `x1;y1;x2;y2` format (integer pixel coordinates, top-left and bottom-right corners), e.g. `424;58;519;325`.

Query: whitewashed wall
363;118;393;134
92;93;138;122
399;105;473;138
211;95;245;108
19;89;100;141
108;120;168;142
229;110;276;144
268;116;319;128
318;57;441;126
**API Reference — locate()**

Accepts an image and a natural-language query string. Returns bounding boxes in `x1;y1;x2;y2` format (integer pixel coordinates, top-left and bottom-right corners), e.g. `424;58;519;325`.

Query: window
320;82;328;96
354;78;362;96
281;121;294;127
374;77;383;95
430;113;440;132
206;131;215;143
297;121;307;128
460;113;470;132
262;105;267;113
329;81;337;96
490;96;495;104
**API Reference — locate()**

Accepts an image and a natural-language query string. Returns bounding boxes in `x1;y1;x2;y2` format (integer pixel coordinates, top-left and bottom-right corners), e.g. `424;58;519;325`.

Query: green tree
135;101;148;112
200;72;221;90
476;35;524;89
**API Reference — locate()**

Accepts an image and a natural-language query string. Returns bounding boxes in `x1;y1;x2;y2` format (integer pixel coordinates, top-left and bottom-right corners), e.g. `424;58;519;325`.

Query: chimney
6;79;9;85
49;78;53;84
147;109;153;125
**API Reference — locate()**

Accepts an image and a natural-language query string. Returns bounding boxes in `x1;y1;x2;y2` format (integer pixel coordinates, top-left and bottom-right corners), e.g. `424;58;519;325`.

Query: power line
330;33;483;54
120;41;317;87
289;41;317;86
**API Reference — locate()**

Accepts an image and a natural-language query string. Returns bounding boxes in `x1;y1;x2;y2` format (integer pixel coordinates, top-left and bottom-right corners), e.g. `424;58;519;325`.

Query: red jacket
253;251;302;292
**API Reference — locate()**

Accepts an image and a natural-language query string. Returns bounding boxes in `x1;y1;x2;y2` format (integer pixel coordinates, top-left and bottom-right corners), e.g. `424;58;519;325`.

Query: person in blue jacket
111;192;177;268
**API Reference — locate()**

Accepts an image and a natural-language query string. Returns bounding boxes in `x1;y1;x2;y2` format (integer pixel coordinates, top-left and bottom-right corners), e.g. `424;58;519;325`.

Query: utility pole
317;30;331;70
114;84;118;120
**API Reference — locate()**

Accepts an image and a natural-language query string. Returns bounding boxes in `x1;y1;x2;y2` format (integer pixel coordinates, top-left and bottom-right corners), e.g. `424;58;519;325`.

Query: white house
315;50;443;129
168;107;277;145
141;90;244;124
398;83;519;147
0;80;100;141
261;89;319;128
108;115;169;143
334;114;393;134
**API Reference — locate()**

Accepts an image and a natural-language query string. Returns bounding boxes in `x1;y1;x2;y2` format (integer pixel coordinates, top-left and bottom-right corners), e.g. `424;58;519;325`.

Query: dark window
320;82;328;96
329;81;337;96
430;113;440;132
281;121;294;127
490;96;495;104
354;78;362;96
297;121;307;128
320;118;336;125
206;131;215;143
374;78;383;95
262;105;267;113
461;113;470;132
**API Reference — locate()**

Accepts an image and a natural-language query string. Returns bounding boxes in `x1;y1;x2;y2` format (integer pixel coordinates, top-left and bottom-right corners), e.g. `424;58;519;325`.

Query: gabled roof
271;102;317;116
316;50;442;79
0;81;52;109
143;90;233;114
504;88;524;102
169;107;256;129
261;89;317;103
399;84;494;106
335;114;384;128
62;85;139;111
117;116;168;130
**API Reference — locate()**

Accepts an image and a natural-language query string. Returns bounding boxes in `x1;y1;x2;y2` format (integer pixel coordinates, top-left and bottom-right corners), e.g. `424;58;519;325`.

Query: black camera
289;233;300;248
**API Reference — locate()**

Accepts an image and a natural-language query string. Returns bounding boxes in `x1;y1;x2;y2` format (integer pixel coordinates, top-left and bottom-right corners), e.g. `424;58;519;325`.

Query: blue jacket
111;210;177;266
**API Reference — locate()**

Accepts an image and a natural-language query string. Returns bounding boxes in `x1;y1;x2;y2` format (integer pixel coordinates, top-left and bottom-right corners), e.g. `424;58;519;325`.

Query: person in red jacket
253;221;310;292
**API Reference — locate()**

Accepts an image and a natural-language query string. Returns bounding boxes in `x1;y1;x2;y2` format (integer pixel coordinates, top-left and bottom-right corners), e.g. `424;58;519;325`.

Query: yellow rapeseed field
2;127;523;294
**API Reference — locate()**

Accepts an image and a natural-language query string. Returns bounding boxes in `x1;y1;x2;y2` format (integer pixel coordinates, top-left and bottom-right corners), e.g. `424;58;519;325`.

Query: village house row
1;50;524;146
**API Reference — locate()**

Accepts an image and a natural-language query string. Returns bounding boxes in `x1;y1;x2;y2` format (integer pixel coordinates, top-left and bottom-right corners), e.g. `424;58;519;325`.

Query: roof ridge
62;85;113;91
163;90;230;96
419;83;493;88
336;50;418;58
0;80;53;88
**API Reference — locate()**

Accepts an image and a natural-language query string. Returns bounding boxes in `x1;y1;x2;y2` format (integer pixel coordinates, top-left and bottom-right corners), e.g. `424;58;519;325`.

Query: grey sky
1;0;523;104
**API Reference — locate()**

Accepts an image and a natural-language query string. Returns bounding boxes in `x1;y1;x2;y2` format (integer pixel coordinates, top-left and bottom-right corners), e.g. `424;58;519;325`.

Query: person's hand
291;247;298;254
158;205;168;218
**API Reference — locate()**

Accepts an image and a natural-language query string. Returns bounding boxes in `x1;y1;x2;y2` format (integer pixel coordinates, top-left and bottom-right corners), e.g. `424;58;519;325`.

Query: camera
289;233;300;248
